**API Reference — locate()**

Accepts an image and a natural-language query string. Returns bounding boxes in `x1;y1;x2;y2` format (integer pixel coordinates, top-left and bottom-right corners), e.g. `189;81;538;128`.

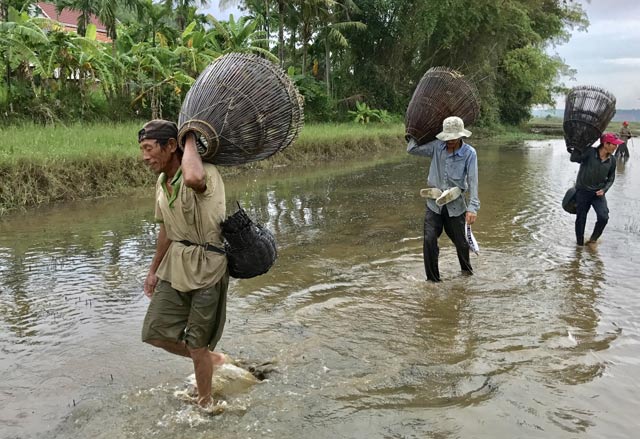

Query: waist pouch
179;203;277;279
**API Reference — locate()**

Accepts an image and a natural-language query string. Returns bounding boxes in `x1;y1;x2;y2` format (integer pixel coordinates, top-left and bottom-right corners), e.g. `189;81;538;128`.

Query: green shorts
141;274;229;350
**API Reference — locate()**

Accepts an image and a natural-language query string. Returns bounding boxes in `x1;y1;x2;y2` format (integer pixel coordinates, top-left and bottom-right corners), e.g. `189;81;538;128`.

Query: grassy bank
0;122;407;214
526;117;639;136
0;120;553;214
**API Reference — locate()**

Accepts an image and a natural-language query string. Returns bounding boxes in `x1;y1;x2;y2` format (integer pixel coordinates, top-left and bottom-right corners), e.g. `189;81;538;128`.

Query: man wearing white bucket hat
408;116;480;282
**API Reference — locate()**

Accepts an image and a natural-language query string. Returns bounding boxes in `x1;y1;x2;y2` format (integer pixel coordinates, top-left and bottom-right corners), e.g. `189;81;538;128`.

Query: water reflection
0;140;639;439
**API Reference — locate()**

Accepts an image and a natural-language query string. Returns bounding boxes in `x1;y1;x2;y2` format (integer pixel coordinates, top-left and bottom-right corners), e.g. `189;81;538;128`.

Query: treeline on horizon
0;0;588;127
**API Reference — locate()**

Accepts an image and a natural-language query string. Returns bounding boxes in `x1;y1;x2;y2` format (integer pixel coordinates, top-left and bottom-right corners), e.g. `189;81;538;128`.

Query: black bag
222;202;277;279
562;187;577;215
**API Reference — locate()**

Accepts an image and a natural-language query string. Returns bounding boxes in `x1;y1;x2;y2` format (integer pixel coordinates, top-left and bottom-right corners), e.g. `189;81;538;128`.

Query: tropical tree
174;19;221;76
55;0;144;51
0;7;49;111
138;0;175;47
296;0;328;75
207;13;276;61
164;0;208;31
129;40;172;118
316;0;364;97
0;0;592;126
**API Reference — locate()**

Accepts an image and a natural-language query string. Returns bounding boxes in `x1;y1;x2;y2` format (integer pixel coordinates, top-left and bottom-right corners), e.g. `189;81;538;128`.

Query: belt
178;240;226;255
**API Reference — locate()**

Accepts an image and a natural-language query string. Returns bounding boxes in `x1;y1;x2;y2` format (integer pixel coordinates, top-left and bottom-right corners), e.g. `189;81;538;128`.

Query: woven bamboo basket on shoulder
563;86;616;152
405;66;480;144
177;53;304;166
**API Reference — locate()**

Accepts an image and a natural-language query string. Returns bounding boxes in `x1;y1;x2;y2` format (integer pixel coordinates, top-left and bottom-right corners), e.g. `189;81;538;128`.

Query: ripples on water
1;140;639;438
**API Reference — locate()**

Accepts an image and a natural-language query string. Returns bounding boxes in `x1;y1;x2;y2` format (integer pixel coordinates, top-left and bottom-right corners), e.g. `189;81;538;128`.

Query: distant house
33;2;112;43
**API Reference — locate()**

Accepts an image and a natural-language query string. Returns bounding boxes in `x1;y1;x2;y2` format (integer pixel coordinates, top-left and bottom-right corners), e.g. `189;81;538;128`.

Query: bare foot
210;351;226;368
198;397;226;415
197;394;213;407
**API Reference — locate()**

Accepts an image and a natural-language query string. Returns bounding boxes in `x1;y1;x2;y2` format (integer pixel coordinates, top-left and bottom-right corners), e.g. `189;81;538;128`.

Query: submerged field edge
0;132;407;215
0;124;549;215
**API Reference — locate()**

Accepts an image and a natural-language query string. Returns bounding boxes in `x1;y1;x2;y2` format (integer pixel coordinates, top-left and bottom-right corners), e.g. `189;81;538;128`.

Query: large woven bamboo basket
405;66;480;144
177;53;304;166
563;86;616;152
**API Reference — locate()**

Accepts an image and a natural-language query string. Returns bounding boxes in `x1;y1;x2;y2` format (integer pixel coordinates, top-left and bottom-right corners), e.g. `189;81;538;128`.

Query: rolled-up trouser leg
589;194;609;242
423;207;444;282
442;206;472;274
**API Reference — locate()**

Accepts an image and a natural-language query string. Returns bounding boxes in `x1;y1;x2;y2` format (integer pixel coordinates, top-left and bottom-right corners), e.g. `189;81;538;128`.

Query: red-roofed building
33;2;112;43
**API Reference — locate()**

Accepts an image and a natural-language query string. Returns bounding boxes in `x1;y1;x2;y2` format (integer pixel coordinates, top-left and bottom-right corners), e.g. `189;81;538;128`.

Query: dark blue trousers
615;142;630;160
423;206;472;282
575;188;609;245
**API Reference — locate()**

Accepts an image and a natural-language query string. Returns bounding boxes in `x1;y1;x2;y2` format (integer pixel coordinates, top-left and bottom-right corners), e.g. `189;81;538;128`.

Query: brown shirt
154;163;227;292
619;126;632;141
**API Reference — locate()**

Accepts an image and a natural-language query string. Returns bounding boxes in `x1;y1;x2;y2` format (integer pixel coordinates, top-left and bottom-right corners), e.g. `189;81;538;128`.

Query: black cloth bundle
177;53;304;166
562;186;577;215
222;202;277;279
563;86;616;152
405;66;480;144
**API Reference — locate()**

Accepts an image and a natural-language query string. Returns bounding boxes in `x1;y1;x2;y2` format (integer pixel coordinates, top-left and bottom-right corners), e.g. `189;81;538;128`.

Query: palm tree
55;0;144;51
296;0;328;76
139;0;174;47
207;13;276;61
219;0;291;66
54;0;93;37
317;0;364;97
164;0;208;31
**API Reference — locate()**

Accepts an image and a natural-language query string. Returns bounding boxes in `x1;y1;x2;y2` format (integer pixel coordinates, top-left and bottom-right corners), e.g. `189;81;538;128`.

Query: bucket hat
436;116;472;141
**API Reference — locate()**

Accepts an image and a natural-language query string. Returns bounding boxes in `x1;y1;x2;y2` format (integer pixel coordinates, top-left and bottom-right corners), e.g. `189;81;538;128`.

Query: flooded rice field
1;138;639;438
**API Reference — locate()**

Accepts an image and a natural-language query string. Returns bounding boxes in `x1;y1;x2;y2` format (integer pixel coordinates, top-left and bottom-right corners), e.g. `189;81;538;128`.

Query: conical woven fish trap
405;66;480;143
563;86;616;151
177;53;304;166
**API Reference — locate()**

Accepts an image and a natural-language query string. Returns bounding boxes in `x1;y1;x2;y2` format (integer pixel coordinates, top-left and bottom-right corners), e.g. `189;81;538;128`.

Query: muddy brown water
1;139;639;439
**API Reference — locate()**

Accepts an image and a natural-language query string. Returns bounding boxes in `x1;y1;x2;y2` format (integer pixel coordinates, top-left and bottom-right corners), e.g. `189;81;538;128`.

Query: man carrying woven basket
408;116;480;282
138;119;229;411
616;121;633;160
569;132;622;246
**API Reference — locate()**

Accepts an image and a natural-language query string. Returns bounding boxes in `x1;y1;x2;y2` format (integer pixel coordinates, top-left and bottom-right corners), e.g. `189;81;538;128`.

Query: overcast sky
202;1;242;20
551;0;640;109
203;0;640;109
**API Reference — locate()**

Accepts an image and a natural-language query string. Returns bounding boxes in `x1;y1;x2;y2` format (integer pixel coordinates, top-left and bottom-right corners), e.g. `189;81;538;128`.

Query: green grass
0;121;405;164
0;121;407;213
526;116;639;134
299;122;405;141
0;121;144;163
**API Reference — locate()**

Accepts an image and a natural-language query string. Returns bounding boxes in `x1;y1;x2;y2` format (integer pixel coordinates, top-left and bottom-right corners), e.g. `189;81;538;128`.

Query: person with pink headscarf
569;132;623;246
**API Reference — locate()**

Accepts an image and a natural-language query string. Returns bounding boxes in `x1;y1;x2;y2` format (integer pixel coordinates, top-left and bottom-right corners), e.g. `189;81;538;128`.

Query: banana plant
348;101;386;124
0;8;50;103
174;19;222;77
